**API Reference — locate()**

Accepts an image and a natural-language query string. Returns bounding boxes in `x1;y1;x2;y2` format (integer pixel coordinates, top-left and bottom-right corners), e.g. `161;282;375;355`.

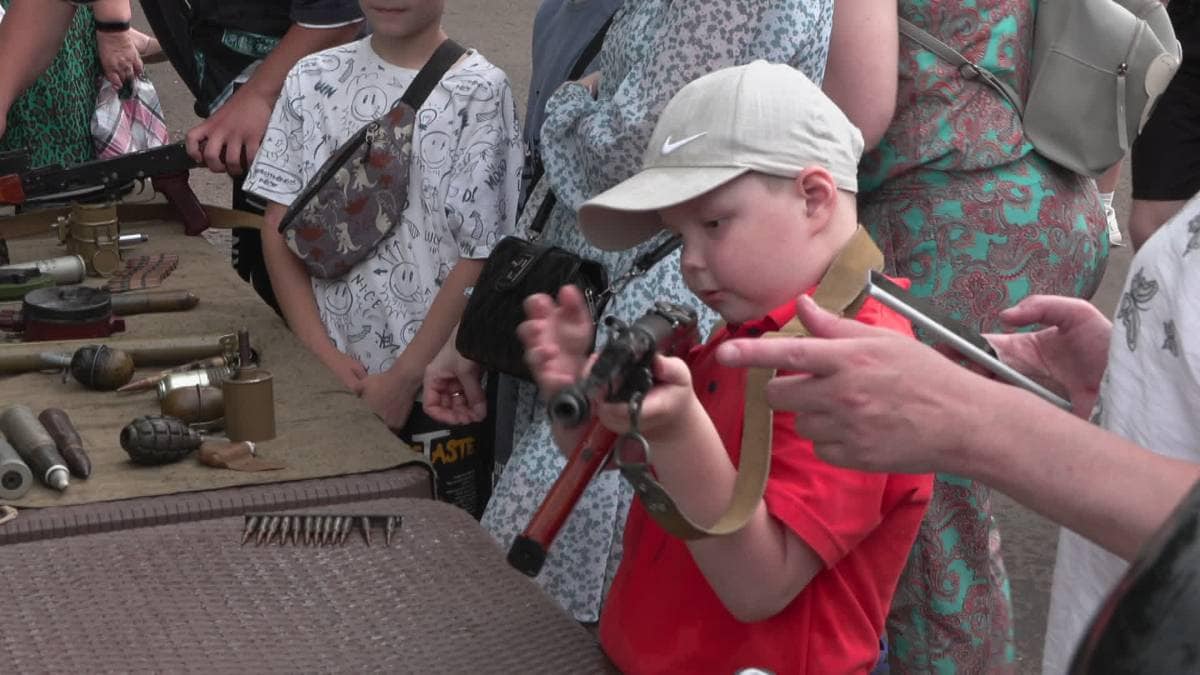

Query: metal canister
156;365;234;401
57;202;121;277
223;367;275;442
0;255;87;285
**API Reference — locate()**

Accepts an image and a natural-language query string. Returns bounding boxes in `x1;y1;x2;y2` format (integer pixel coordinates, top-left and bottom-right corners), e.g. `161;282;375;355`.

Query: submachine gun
507;302;699;577
0;142;217;236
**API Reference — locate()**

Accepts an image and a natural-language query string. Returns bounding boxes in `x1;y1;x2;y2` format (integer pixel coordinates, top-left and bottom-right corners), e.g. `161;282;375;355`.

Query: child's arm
260;202;367;392
594;358;825;623
359;259;483;429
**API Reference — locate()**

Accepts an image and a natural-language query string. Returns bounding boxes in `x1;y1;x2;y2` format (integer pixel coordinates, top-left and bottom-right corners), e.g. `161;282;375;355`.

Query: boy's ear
793;167;838;219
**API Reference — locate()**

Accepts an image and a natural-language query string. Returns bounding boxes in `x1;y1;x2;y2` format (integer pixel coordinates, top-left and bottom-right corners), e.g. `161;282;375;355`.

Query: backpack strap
621;226;885;540
898;18;1025;118
399;39;469;110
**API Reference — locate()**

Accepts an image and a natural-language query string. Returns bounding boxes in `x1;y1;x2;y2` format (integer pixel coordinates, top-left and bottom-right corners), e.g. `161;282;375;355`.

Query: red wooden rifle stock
506;302;700;577
506;421;620;576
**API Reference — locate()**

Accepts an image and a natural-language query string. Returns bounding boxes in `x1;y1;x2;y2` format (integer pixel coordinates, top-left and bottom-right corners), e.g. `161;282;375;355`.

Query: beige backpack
900;0;1181;177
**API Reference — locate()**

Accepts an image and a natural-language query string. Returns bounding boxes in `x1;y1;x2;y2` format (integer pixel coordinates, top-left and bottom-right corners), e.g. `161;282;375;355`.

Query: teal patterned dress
858;0;1108;672
0;1;99;168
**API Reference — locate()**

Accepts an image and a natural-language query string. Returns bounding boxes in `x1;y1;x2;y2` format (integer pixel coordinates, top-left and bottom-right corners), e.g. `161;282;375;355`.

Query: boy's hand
185;88;274;175
360;370;421;431
316;348;367;394
518;286;596;398
593;354;700;444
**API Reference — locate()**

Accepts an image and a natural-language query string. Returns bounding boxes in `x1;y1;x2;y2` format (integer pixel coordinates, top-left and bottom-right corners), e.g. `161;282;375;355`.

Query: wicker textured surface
0;467;431;546
0;497;613;673
2;222;428;508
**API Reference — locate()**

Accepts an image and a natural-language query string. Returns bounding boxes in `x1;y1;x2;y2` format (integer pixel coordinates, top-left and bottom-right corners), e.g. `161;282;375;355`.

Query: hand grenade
70;344;135;391
119;415;202;465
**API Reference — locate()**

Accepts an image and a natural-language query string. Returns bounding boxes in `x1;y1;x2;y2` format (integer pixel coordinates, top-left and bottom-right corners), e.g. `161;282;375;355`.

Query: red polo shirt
599;290;933;675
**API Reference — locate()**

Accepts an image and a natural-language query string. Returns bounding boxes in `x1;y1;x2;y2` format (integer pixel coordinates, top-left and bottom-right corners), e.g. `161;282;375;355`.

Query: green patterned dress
858;0;1108;672
0;1;100;168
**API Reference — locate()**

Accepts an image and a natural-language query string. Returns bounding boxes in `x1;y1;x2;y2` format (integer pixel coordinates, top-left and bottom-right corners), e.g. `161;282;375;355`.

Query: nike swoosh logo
661;132;708;155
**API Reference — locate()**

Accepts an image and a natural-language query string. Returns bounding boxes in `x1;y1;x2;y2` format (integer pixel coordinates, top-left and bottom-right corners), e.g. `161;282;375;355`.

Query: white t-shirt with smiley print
245;37;523;373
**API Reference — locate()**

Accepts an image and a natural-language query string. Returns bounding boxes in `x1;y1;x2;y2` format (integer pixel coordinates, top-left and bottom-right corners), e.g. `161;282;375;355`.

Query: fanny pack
277;40;467;279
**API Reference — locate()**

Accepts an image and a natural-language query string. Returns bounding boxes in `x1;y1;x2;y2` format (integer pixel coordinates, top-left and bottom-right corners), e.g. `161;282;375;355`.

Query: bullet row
240;514;400;547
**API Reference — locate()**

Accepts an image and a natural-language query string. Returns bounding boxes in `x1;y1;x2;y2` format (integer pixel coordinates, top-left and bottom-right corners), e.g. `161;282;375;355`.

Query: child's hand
317;348;367;395
593;354;700;444
360;370;422;431
518;285;596;399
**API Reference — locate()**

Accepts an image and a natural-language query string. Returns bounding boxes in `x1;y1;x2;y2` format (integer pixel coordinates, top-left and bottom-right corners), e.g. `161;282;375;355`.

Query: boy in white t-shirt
244;0;522;430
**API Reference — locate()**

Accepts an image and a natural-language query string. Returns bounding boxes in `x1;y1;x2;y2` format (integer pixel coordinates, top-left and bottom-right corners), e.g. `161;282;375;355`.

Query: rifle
507;302;699;577
0;143;215;236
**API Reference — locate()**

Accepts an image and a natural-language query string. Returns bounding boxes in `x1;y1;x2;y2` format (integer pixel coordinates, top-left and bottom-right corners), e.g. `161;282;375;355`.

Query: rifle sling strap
619;226;884;540
1;203;263;240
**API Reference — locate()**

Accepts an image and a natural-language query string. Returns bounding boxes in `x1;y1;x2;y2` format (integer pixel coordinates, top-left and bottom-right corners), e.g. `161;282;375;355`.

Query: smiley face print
323;280;355;317
419;131;452;172
351;85;390;122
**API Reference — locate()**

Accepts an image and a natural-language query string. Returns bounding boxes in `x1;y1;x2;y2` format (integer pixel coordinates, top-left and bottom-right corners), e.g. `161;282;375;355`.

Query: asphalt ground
133;3;1135;671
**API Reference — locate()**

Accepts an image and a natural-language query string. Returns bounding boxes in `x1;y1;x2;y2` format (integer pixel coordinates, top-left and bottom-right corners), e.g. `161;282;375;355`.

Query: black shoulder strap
400;40;469;110
568;16;614;81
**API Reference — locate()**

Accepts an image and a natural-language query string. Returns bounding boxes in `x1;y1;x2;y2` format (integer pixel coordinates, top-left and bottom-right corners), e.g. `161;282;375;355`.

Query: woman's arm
0;0;77;137
822;0;898;149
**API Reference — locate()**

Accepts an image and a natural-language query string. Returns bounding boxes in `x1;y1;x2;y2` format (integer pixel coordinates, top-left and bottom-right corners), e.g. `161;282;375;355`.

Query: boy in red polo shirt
518;61;932;674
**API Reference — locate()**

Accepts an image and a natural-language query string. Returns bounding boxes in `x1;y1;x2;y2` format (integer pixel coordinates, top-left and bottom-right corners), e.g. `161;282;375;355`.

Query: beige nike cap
579;61;864;250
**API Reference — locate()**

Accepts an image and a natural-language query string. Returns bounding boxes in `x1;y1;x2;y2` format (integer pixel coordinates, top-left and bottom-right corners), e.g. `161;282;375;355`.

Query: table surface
1;219;429;508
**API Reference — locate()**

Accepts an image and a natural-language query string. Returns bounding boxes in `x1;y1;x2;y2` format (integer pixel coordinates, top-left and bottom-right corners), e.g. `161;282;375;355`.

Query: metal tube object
109;289;199;316
0;255;87;285
0;405;69;490
0;334;238;374
0;435;33;500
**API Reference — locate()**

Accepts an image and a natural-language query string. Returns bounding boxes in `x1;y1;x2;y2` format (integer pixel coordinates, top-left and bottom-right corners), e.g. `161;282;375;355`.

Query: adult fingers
184;124;207;163
223;137;247;175
796;294;888;340
999;294;1096;330
716;337;851;378
201;131;229;173
762;372;836;416
459;370;487;414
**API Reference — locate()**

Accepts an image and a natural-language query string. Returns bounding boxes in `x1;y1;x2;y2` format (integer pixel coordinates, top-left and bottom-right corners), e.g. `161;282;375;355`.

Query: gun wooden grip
0;174;26;205
38;408;91;478
508;420;619;577
110;290;199;315
152;172;210;236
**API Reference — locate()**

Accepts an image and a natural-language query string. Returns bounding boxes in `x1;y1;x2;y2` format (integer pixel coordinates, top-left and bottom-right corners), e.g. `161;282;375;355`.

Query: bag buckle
496;250;538;291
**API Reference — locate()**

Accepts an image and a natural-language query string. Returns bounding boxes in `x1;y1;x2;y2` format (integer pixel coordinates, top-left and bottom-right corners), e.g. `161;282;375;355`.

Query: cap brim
579;166;749;250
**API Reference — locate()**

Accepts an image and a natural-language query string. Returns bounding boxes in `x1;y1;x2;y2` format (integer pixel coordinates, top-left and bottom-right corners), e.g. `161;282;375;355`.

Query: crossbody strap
527;17;616;236
622;226;885;540
898;18;1025;118
400;39;469;110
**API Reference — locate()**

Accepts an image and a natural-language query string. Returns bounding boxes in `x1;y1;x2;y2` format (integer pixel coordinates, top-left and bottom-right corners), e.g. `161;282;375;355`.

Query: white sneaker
1105;205;1125;247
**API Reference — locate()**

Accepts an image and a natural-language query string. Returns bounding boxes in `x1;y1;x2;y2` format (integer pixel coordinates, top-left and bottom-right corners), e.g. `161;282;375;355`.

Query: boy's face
359;0;444;39
660;173;825;325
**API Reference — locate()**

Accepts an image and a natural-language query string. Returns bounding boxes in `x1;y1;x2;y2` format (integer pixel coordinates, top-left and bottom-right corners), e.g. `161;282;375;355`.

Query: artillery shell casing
110;290;199;316
0;436;33;500
37;408;92;478
0;255;87;285
0;405;69;491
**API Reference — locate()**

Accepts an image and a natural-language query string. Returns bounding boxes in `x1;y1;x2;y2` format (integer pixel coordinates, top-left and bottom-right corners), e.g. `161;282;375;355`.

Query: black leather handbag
455;227;609;381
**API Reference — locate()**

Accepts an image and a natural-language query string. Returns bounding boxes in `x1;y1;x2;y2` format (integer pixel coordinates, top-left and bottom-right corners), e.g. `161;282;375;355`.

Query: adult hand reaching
716;295;999;475
185;87;274;175
423;331;487;426
985;295;1112;418
96;28;143;88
